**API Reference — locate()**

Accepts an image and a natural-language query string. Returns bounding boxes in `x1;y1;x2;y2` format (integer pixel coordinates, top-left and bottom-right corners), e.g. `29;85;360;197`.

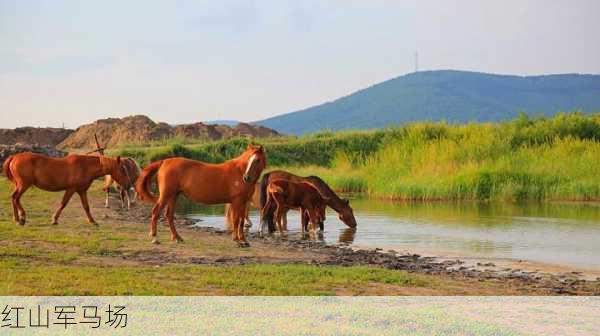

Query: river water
178;197;600;271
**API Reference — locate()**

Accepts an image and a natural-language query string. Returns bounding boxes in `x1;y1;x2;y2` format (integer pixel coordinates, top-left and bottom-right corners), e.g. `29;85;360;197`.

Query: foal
264;179;326;234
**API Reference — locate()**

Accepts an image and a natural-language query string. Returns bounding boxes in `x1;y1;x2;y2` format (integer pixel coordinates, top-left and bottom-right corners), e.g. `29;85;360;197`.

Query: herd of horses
2;144;357;247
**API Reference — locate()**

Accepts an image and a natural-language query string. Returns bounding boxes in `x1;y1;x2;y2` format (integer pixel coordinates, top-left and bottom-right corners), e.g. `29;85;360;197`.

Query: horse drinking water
260;170;357;232
136;144;266;247
2;152;129;225
264;179;327;234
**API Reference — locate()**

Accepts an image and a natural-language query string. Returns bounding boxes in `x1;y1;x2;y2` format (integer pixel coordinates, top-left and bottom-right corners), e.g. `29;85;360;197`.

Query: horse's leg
11;190;20;223
103;177;111;208
125;187;131;209
77;190;97;225
236;212;247;246
52;189;75;225
274;203;284;234
261;192;277;234
229;205;240;242
243;203;252;228
245;213;253;228
119;187;126;209
150;191;174;244
13;183;30;225
131;189;138;204
224;204;233;232
307;209;320;233
150;200;167;244
282;209;288;231
231;201;249;247
300;208;307;234
166;198;183;243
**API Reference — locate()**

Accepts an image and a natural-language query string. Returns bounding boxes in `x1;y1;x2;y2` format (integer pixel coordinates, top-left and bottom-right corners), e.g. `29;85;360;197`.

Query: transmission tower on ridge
415;51;419;73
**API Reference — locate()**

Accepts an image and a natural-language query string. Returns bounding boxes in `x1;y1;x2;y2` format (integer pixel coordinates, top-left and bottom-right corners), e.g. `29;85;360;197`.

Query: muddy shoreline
190;224;599;295
109;201;600;295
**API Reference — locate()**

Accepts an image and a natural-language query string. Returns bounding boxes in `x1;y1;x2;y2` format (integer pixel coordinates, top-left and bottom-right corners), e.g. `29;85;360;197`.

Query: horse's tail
259;172;270;210
258;172;276;233
136;160;163;203
2;155;14;182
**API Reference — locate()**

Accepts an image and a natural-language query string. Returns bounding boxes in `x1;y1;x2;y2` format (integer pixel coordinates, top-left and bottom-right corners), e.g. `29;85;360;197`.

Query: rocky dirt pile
0;144;67;165
57;115;280;150
0;127;73;147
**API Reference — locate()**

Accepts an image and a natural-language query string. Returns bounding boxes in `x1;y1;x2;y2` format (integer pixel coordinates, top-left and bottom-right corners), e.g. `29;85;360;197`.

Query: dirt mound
57;115;280;150
0;144;67;165
234;122;278;138
0;127;73;147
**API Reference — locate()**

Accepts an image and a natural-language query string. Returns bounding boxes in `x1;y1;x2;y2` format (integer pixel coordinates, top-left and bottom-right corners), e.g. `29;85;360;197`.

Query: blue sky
1;0;599;128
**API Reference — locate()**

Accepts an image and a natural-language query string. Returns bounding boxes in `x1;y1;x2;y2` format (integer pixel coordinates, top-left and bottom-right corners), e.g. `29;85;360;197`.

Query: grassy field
1;177;543;296
112;112;600;201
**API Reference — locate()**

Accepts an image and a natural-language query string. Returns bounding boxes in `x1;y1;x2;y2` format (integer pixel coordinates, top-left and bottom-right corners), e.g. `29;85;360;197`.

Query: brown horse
225;182;321;233
264;179;327;234
2;152;129;225
259;170;357;232
103;157;141;209
136;144;266;247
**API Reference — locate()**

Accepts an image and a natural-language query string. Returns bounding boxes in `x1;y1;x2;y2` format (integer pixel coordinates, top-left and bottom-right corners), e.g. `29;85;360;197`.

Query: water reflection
176;195;600;269
338;228;357;244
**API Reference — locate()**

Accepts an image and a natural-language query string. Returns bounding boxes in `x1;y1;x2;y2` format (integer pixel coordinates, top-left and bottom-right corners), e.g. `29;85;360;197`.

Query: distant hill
254;70;600;135
57;115;280;150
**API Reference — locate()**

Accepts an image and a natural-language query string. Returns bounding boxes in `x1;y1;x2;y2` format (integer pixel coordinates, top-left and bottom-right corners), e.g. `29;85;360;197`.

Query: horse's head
242;144;266;184
338;199;357;228
103;156;131;187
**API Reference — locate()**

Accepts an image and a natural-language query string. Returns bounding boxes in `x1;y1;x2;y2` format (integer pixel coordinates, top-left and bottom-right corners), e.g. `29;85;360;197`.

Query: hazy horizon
2;0;600;128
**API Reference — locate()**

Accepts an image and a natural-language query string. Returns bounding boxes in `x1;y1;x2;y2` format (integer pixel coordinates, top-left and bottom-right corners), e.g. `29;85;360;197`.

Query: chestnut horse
259;170;357;232
136;144;266;247
103;157;141;209
2;152;129;225
264;179;327;234
225;183;322;233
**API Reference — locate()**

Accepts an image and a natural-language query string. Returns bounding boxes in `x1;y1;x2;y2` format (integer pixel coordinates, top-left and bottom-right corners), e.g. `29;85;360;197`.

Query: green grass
1;177;482;296
110;129;386;167
0;262;423;295
113;112;600;201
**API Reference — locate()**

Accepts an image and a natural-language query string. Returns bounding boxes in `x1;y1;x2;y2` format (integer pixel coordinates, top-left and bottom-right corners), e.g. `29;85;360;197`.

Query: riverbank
1;177;598;295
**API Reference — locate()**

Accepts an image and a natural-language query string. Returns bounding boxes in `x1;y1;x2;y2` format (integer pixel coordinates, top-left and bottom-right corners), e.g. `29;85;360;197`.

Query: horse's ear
256;145;264;152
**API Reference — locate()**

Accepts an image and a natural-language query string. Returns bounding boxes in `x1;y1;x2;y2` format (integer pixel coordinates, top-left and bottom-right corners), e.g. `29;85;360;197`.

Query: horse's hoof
51;221;58;225
18;218;26;226
172;236;184;243
151;238;160;245
237;241;250;248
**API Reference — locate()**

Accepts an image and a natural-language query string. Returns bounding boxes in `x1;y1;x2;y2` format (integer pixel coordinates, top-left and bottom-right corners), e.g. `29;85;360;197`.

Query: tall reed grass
114;112;600;201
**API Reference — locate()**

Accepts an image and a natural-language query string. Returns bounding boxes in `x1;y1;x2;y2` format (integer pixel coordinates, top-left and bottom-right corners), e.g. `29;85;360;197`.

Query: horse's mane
305;175;346;210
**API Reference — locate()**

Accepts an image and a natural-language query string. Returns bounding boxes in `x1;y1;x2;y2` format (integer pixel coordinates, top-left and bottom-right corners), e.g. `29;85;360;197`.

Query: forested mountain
255;70;600;135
